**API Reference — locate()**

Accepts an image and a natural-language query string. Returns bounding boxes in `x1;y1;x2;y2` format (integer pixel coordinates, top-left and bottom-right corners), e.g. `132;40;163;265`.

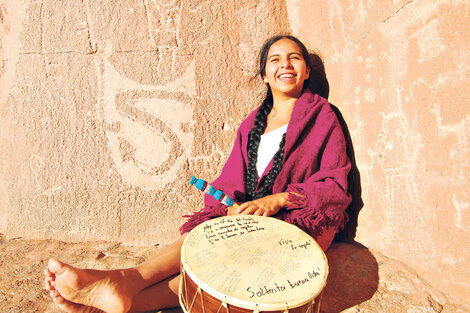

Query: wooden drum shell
179;268;323;313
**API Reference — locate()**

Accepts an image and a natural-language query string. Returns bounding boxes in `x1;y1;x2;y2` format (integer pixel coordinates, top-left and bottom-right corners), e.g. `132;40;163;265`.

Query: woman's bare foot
50;290;104;313
46;274;102;313
44;258;142;313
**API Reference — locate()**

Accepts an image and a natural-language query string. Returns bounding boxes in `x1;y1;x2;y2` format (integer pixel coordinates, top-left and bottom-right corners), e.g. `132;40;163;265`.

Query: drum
179;215;328;313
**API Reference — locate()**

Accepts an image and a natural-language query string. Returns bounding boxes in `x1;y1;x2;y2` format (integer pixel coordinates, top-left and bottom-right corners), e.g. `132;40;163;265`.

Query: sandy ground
0;233;180;313
0;233;468;313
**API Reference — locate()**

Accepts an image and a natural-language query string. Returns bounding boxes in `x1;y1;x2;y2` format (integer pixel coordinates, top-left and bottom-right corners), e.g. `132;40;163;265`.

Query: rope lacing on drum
225;297;230;313
312;292;321;313
215;302;223;313
187;285;200;313
215;296;228;313
283;302;289;313
181;267;188;308
306;300;312;313
305;301;314;313
253;304;260;313
199;286;206;313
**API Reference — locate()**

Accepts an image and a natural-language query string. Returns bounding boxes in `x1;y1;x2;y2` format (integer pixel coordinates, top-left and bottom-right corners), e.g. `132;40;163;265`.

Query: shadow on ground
321;243;378;313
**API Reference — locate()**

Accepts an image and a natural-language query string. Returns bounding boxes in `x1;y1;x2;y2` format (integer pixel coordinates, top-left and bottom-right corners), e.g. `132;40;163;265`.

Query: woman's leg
44;235;185;313
129;274;180;313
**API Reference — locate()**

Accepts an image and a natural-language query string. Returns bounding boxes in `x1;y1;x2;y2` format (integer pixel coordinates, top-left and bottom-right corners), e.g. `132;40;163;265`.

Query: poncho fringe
180;206;227;234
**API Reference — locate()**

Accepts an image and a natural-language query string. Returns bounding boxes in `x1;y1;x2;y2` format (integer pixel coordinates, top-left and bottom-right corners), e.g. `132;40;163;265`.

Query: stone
322;243;469;313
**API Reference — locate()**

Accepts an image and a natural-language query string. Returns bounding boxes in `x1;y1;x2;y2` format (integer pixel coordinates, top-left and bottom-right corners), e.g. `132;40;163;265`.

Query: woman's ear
305;66;310;79
263;73;268;83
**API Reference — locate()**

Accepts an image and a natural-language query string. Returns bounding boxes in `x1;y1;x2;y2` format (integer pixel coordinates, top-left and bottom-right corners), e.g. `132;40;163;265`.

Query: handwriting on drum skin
246;268;321;298
203;218;265;245
278;238;312;250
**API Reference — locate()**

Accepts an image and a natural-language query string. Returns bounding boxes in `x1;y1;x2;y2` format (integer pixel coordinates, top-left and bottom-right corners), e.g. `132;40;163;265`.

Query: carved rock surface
0;236;468;313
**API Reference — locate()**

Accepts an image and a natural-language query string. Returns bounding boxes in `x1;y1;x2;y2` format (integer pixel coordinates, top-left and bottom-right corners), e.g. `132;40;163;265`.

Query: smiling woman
263;38;311;101
44;35;352;313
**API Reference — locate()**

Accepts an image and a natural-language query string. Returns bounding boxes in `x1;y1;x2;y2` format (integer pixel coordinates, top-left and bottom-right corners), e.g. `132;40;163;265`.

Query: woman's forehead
268;38;302;55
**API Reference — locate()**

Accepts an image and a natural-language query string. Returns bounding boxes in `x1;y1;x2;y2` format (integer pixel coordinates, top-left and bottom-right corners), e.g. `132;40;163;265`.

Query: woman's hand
227;193;289;217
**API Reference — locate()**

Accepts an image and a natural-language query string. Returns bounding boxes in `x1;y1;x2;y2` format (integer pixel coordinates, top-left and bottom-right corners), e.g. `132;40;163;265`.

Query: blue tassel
190;176;235;206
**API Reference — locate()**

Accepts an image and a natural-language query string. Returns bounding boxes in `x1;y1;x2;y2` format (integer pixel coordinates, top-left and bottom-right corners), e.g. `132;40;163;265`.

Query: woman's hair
245;35;322;201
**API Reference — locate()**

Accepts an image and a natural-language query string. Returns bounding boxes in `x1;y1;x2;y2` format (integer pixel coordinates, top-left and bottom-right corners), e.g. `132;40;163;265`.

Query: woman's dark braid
245;89;287;201
245;91;272;199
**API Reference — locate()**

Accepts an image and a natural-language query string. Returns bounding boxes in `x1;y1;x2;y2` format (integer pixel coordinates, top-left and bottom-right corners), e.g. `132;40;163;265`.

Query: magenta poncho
181;90;352;239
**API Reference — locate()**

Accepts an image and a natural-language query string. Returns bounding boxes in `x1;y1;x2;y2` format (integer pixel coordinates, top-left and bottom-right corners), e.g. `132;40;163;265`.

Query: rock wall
0;0;468;306
284;0;470;305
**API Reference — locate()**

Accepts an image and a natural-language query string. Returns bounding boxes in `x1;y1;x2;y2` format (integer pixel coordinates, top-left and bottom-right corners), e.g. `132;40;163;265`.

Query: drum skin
179;216;327;313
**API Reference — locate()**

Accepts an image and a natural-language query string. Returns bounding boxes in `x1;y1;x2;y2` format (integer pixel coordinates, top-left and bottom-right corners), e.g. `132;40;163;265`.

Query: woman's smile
278;73;296;80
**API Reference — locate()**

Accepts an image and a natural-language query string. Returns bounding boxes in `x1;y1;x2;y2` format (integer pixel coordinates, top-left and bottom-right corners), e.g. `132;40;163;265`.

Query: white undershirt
256;124;288;177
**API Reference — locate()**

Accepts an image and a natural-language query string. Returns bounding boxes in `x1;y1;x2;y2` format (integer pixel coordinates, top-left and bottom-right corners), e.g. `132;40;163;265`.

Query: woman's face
263;38;310;99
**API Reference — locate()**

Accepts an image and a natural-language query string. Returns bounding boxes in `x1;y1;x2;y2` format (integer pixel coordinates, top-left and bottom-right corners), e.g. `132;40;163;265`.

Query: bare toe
44;267;52;277
50;289;60;298
48;258;67;275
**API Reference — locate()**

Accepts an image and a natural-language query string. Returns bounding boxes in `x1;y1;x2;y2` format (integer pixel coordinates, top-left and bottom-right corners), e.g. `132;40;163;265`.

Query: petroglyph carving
29;154;61;197
432;103;470;229
187;143;226;173
29;154;45;194
375;110;423;206
453;195;469;231
144;0;182;76
411;18;445;64
432;102;469;148
95;57;194;190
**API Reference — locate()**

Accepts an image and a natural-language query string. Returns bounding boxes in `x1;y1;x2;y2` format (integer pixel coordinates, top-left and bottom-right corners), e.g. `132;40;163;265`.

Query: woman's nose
280;58;293;68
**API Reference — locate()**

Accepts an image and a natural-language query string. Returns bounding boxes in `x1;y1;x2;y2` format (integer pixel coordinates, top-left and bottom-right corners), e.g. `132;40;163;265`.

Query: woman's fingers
240;204;258;215
242;205;268;216
235;202;250;214
239;205;253;215
254;209;264;216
